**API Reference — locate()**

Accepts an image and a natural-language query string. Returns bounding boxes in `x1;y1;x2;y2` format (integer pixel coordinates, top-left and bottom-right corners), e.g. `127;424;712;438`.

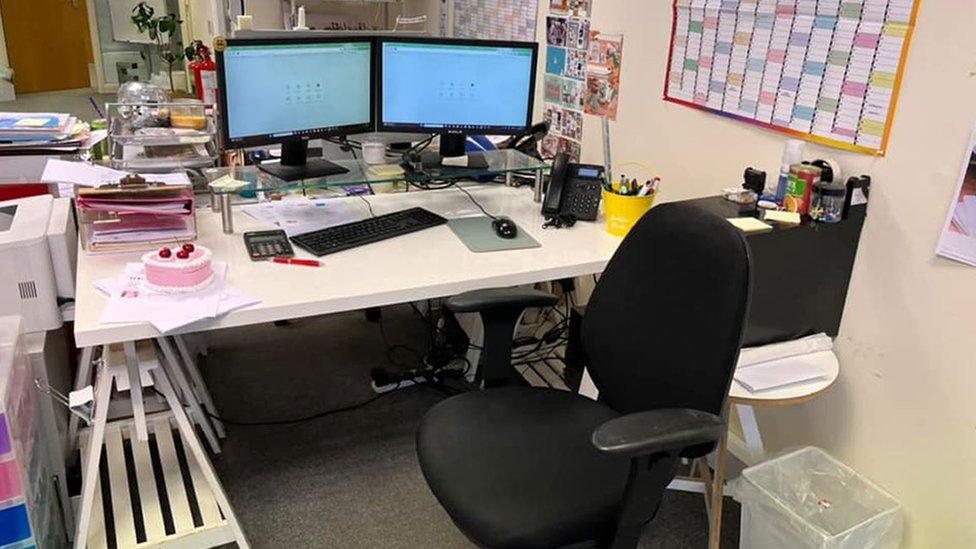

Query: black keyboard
290;207;448;256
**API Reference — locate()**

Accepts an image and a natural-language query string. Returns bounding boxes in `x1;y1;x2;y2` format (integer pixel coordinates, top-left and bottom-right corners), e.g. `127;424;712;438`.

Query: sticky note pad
727;217;773;234
763;210;802;225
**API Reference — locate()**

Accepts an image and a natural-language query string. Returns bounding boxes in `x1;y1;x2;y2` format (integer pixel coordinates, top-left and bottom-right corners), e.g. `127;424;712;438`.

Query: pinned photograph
567;0;592;17
566;18;591;51
585;31;624;120
546;46;568;76
561;109;584;141
549;0;569;13
557;137;581;162
547;16;568;47
565;49;588;80
543;104;564;133
541;135;561;159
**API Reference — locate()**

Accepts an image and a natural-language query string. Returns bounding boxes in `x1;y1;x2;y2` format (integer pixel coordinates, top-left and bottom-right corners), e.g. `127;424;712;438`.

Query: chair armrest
591;408;725;458
445;288;558;313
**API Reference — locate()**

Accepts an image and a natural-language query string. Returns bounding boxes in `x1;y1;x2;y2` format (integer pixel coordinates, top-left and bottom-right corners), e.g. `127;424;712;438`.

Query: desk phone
244;230;294;260
542;153;604;222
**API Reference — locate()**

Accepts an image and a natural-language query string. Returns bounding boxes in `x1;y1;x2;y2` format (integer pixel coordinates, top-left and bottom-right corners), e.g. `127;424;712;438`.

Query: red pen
273;257;321;267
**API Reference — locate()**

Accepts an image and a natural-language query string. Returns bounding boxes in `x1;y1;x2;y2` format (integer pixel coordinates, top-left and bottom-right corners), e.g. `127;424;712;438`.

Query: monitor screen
380;40;536;132
221;41;373;143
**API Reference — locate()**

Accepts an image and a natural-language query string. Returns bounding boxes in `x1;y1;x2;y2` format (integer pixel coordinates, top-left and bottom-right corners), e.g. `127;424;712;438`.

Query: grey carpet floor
3;88;116;120
200;305;740;548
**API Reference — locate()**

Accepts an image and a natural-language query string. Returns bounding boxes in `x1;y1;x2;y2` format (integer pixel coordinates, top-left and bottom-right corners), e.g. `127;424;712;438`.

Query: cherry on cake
142;243;215;293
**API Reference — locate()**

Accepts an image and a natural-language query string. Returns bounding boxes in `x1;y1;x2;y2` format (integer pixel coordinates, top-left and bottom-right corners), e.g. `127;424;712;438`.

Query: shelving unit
106;103;218;173
73;340;246;549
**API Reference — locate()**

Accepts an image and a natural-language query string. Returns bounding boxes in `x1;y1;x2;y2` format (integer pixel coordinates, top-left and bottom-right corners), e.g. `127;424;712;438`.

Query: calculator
243;230;295;261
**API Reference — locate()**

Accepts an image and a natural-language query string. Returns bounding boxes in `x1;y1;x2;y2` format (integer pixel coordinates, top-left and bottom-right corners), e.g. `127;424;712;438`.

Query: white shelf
78;414;236;549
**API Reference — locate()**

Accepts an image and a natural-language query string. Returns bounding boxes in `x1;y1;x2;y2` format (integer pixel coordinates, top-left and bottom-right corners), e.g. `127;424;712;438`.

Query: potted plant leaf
131;2;184;93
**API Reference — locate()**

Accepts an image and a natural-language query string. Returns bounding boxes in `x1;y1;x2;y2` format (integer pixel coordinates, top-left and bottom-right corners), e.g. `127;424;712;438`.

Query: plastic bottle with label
774;139;806;204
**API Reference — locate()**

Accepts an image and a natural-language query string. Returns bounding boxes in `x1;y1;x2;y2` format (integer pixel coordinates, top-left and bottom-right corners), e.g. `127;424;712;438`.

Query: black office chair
416;202;753;548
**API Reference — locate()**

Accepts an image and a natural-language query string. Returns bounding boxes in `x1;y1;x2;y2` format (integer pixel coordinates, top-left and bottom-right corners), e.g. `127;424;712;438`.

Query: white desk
74;184;622;347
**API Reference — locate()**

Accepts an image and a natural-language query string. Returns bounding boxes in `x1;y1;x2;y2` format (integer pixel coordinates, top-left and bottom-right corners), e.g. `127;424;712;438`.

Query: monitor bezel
215;36;376;150
376;36;539;135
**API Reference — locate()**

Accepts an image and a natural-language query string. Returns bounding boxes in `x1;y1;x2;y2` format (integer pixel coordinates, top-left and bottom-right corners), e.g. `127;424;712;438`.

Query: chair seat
417;387;631;548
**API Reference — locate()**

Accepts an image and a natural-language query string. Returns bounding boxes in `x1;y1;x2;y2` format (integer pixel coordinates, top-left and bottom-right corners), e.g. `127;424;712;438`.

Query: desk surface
74;184;622;348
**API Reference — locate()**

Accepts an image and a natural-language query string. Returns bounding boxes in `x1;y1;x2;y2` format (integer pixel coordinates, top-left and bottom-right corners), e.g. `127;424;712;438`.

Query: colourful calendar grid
664;0;920;155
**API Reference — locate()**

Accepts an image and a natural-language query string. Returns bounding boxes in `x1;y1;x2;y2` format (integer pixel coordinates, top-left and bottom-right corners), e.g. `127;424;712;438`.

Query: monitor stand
258;139;350;181
434;133;489;169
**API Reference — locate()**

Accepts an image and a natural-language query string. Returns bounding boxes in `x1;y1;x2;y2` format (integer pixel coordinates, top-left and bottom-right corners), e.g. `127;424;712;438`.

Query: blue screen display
577;167;601;178
382;42;534;130
222;42;372;140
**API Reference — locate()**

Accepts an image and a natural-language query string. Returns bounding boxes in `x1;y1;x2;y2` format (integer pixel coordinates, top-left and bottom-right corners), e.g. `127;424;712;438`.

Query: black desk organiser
684;193;868;347
563;184;869;390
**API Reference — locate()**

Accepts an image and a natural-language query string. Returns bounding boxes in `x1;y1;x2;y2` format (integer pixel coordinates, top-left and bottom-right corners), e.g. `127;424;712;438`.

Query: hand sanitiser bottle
775;140;805;204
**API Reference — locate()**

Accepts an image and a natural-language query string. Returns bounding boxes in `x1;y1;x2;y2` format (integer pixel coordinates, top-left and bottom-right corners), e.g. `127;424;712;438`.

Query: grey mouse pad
447;216;541;253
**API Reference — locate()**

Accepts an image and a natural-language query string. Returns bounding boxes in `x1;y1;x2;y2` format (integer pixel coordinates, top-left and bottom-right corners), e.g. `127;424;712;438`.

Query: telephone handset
542;153;604;222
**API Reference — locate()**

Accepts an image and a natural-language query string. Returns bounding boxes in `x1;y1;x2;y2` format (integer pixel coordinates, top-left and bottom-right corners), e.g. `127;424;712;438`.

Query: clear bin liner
732;447;902;549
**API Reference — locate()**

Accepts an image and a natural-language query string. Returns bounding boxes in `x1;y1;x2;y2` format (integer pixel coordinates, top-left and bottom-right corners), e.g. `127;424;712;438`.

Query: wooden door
1;0;94;93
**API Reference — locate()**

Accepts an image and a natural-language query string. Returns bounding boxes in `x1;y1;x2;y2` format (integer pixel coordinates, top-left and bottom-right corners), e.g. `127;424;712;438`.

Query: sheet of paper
94;262;262;333
737;333;833;368
41;159;128;187
244;197;366;236
100;262;228;333
734;351;831;392
40;159;191;187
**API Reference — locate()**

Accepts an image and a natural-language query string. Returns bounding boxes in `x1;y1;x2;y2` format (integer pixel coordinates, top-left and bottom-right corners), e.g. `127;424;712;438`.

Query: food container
170;99;207;130
786;164;821;215
810;181;847;223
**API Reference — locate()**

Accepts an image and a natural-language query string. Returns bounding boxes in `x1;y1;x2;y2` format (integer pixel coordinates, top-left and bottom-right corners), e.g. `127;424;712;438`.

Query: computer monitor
216;37;374;181
377;37;538;158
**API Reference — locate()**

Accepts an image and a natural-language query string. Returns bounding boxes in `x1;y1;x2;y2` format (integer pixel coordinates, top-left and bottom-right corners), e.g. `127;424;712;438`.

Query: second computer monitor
378;38;538;157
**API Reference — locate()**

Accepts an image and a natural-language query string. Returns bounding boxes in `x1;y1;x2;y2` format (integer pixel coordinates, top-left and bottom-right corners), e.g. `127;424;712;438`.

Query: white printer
0;194;77;332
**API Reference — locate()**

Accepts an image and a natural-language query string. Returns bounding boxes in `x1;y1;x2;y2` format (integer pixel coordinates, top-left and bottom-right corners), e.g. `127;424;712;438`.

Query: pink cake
142;243;214;293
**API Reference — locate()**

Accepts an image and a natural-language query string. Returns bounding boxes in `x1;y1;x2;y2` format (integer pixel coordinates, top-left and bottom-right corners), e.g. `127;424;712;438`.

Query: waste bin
732;447;902;549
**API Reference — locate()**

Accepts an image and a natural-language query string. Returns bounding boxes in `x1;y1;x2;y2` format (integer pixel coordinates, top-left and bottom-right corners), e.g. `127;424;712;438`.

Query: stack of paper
733;333;834;393
0;112;90;152
41;159;190;198
95;263;260;333
242;196;366;236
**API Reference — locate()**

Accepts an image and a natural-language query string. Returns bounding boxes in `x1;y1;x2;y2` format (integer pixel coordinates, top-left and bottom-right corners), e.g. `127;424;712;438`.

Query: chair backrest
581;202;752;416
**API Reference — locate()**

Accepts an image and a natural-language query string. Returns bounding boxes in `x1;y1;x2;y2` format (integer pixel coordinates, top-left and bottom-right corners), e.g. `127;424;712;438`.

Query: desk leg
123;341;149;442
708;422;729;549
736;404;765;464
173;335;225;438
151;361;251;548
73;363;113;549
67;346;96;462
534;168;544;203
156;337;222;454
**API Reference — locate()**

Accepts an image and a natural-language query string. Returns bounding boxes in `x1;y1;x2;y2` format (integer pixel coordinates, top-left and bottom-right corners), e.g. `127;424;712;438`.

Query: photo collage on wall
542;0;594;162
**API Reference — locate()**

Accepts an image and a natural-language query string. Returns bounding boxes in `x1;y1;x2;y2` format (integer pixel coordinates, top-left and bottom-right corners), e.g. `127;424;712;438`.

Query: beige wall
539;1;975;547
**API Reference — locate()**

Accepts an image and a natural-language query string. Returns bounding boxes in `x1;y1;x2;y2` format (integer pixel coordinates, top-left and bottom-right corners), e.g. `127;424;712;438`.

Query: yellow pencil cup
603;189;656;237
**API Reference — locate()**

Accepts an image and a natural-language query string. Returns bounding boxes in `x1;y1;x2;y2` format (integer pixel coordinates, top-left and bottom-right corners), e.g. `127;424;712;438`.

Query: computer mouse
492;217;518;239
